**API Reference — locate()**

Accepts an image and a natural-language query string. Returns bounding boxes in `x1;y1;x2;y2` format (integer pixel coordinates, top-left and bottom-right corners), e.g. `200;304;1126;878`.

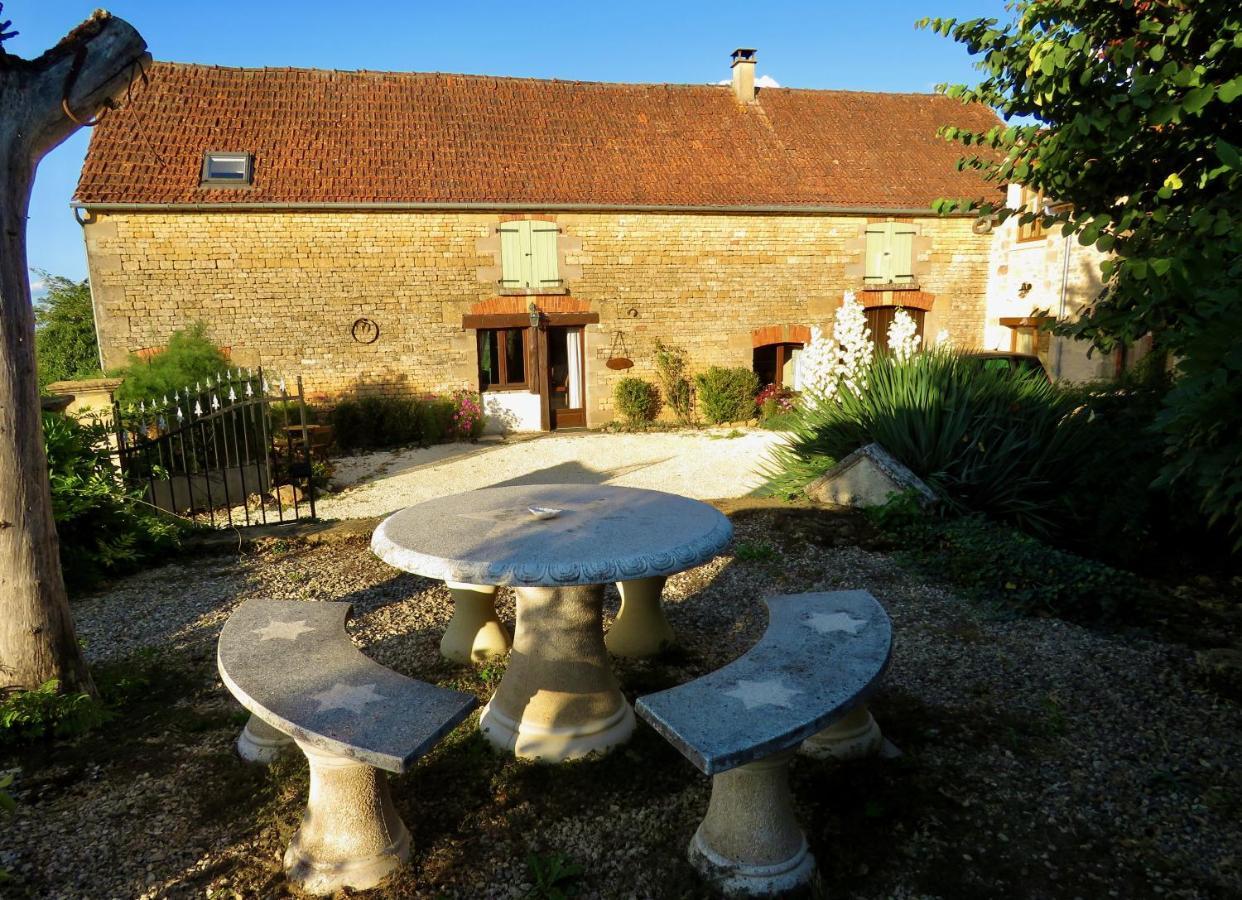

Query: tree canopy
34;272;101;387
923;0;1242;544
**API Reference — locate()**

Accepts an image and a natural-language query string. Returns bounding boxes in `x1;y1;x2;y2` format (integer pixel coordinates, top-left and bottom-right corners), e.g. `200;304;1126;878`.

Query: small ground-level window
477;327;528;390
201;152;253;186
753;342;804;389
864;307;926;353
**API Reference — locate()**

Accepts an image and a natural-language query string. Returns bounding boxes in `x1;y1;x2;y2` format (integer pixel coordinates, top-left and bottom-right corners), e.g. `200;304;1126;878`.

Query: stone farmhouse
73;48;1095;431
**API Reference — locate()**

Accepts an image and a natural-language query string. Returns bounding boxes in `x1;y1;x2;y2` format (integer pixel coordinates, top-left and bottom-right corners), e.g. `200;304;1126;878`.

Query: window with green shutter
863;222;918;287
499;221;562;290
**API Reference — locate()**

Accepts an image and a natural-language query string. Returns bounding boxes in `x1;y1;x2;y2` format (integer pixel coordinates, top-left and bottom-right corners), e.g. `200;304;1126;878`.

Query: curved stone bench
218;599;477;895
635;590;892;897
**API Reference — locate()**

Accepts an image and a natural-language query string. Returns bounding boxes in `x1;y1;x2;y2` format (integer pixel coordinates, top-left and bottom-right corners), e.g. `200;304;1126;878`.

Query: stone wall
982;184;1119;382
83;209;994;427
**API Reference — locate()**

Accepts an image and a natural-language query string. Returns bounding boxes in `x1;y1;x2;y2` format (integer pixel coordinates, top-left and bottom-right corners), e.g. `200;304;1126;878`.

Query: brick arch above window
751;324;811;348
857;290;936;312
467;296;593;317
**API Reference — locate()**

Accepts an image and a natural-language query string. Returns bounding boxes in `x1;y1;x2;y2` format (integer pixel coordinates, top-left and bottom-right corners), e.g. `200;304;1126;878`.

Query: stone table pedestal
606;576;674;658
441;582;511;664
480;584;634;760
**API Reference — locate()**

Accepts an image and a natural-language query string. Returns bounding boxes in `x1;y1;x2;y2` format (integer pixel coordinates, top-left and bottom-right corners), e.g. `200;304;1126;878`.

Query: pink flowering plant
451;390;485;441
756;383;798;415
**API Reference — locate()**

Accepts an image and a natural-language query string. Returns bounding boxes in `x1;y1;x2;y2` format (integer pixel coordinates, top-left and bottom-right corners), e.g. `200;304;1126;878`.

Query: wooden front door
546;326;585;429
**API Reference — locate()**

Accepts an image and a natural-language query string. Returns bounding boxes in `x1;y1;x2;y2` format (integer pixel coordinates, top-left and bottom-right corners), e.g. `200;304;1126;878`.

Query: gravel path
3;507;1240;899
316;429;785;519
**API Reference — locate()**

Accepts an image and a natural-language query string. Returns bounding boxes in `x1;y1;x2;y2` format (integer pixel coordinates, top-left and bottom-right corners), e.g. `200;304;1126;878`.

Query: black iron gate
111;368;317;527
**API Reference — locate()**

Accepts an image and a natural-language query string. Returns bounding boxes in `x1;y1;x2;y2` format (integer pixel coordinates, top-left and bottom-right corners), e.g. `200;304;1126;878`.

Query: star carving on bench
804;611;867;635
311;682;386;714
723;678;803;710
253;619;315;642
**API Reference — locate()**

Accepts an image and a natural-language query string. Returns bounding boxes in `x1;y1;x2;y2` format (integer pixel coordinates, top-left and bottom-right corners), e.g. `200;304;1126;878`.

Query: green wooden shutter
499;222;530;287
890;224;917;284
531;223;561;287
864;223;892;284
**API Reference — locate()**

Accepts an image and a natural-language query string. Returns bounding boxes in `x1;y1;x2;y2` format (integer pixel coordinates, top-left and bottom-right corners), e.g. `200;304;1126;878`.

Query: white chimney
731;48;757;103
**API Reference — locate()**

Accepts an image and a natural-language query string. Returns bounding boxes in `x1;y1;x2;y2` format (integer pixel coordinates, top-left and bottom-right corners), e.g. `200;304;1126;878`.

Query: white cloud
29;277;46;295
713;74;781;88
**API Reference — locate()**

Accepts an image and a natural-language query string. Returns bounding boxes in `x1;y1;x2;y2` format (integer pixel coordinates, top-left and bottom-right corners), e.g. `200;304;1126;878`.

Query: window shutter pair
499;221;561;289
863;222;917;285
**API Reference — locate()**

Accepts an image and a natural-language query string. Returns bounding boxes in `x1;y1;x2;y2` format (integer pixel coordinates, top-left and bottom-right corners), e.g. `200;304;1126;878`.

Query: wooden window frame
1016;186;1047;243
753;342;804;389
477;327;530;392
864;306;926;353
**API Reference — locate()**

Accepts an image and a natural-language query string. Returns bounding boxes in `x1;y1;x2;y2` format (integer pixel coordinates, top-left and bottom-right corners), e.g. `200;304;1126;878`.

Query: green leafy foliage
33;271;101;386
329;394;477;453
0;680;108;748
524;851;584;900
113;323;231;405
922;0;1242;545
694;366;759;425
613;377;660;428
43;412;182;593
1059;361;1237;573
868;494;1147;623
653;340;695;426
0;650;166;750
764;351;1090;534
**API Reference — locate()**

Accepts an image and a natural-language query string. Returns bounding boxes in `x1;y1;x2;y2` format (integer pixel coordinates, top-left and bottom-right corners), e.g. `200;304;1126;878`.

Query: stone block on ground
806;442;937;509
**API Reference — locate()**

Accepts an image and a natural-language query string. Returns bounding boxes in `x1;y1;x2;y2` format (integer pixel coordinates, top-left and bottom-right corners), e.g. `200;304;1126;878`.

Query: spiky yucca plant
763;350;1091;534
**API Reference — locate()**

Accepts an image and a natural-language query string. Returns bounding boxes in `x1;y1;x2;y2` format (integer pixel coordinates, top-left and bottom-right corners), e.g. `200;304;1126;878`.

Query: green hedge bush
329;393;482;453
43;412;183;593
695;366;759;425
113;323;232;405
613;377;660;428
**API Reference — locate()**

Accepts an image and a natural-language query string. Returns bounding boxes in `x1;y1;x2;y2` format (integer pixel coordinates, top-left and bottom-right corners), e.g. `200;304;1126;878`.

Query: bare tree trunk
0;12;148;695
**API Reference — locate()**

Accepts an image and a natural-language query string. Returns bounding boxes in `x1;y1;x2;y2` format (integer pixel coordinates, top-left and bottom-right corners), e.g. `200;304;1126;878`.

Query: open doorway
547;326;585;429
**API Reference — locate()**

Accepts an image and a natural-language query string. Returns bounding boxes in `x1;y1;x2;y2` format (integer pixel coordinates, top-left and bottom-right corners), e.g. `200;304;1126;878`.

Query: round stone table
371;484;733;762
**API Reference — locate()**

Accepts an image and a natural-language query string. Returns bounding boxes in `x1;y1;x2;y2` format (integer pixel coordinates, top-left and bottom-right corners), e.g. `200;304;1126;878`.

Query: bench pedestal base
442;582;511;664
605;576;674;658
480;583;634;762
800;704;883;761
236;713;293;763
284;740;410;895
688;750;815;897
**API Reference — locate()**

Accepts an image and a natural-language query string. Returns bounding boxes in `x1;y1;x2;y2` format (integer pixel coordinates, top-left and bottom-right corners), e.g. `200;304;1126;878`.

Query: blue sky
11;0;1008;297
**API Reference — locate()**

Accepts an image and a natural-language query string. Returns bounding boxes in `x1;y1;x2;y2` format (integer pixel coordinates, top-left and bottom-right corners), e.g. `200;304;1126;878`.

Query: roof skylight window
201;152;253;186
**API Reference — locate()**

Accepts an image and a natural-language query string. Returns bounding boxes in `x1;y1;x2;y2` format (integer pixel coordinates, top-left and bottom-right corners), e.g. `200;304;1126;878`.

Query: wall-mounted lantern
527;301;542;330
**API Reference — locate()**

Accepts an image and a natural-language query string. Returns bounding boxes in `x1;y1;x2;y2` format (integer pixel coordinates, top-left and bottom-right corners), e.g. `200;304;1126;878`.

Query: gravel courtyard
316;429;785;520
3;505;1240;899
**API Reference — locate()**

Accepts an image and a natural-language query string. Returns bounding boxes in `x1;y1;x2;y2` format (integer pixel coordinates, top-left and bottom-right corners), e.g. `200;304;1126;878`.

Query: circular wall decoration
626;307;639;318
351;318;381;344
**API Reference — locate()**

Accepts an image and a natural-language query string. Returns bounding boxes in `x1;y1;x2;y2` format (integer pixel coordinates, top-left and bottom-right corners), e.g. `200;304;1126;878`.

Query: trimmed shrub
695;367;759;425
654;341;695;426
614;377;660;428
764;350;1091;534
43;412;183;593
114;323;231;405
329;392;483;453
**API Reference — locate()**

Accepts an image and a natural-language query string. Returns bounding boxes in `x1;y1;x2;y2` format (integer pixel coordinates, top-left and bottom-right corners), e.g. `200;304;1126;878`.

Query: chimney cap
731;48;757;66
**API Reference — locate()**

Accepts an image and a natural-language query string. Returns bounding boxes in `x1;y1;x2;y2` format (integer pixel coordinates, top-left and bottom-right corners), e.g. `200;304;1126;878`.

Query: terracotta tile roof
75;62;1003;209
